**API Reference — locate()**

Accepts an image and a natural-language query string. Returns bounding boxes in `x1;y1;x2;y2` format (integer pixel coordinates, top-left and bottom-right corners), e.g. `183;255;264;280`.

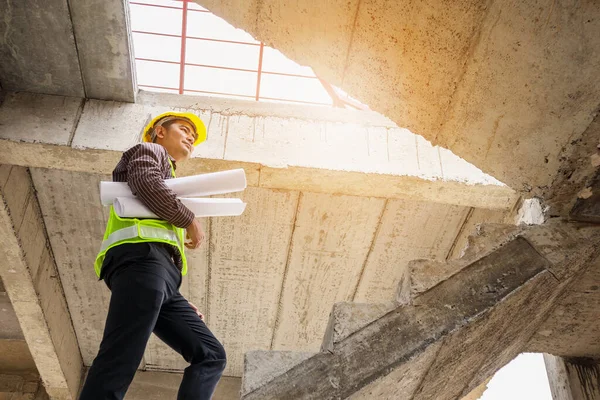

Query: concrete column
545;355;600;400
0;166;83;399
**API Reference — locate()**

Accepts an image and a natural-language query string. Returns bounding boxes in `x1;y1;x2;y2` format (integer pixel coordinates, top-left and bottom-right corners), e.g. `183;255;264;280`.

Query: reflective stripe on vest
94;157;188;277
99;224;180;254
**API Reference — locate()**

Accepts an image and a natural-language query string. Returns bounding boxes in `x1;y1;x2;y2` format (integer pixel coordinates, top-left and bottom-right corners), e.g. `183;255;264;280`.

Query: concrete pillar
0;166;83;399
545;355;600;400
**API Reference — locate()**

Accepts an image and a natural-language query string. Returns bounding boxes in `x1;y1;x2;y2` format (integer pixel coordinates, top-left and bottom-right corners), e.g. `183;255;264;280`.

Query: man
79;112;226;400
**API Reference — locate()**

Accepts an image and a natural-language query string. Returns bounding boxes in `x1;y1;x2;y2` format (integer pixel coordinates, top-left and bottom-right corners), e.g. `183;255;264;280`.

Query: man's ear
154;125;167;140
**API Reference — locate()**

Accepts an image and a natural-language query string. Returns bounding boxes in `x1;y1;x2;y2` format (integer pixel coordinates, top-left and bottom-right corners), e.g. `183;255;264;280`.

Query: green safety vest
94;160;188;277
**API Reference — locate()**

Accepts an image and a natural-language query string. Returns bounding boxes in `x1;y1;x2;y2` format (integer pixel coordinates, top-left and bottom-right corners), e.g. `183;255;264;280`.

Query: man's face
155;119;197;162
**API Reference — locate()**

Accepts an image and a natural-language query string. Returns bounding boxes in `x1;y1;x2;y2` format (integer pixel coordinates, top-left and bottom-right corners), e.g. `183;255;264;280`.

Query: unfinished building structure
0;0;599;399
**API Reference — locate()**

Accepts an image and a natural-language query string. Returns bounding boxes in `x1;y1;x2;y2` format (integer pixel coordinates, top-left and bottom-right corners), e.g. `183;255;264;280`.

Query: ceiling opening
129;0;368;109
128;0;506;189
477;353;552;399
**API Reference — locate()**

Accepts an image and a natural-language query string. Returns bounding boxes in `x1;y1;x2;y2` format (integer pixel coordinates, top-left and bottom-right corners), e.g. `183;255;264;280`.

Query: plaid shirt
112;143;194;270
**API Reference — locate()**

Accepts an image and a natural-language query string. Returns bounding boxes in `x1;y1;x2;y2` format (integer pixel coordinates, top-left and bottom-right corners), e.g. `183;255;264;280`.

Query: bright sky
129;0;344;106
479;353;552;400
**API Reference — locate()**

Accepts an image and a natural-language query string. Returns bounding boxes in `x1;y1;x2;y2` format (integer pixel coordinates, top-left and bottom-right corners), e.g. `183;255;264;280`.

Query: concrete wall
545;355;600;400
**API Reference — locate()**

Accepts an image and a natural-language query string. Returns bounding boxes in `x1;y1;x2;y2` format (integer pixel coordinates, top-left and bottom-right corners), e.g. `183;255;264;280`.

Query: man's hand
188;301;205;321
185;218;205;250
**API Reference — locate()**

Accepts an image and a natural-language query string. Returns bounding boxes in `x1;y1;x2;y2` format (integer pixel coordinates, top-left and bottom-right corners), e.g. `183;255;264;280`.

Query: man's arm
126;144;195;228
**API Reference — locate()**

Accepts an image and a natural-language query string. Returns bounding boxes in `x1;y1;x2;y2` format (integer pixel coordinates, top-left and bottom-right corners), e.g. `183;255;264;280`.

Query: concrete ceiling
197;0;600;196
30;167;509;377
0;91;517;387
0;0;136;101
1;1;598;397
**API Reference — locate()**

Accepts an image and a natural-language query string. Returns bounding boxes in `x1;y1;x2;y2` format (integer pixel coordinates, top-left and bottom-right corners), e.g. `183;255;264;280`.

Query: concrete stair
240;221;600;399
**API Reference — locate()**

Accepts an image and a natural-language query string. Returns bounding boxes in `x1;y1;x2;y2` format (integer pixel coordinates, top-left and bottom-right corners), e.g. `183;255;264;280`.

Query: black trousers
79;243;226;400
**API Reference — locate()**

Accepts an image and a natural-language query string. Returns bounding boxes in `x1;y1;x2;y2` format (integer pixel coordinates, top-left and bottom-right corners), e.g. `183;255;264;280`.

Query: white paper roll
100;169;247;205
113;197;247;218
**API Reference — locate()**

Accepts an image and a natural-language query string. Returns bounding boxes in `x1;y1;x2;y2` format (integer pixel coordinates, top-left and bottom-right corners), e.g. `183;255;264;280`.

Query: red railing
131;0;355;107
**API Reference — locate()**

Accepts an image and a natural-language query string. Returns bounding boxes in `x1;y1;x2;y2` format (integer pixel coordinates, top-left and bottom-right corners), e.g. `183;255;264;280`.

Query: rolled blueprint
100;169;247;206
113;197;247;218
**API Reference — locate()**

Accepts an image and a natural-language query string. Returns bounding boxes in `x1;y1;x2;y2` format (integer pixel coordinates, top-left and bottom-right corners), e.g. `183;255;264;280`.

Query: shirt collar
168;155;177;170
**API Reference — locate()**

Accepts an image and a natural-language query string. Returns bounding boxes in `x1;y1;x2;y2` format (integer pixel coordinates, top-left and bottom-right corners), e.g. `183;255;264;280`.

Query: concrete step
397;223;521;305
321;302;397;353
460;223;521;261
241;351;317;397
240;222;599;399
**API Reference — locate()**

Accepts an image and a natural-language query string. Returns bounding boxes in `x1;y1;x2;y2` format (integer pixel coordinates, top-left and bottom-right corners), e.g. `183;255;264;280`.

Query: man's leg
79;262;168;400
153;294;226;400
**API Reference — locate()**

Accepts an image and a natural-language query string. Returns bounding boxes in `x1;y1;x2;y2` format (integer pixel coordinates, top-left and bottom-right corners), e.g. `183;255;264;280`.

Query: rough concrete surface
0;91;519;210
0;0;84;97
207;189;298;376
352;200;470;304
242;351;315;396
125;371;241;400
544;111;600;218
240;223;600;399
570;168;600;223
397;223;523;304
24;165;510;379
0;282;24;340
0;372;47;400
242;232;557;399
545;355;600;400
0;93;82;145
67;0;137;102
446;207;514;260
197;0;600;196
321;302;396;353
528;255;600;358
0;340;37;374
271;192;385;352
0;166;82;400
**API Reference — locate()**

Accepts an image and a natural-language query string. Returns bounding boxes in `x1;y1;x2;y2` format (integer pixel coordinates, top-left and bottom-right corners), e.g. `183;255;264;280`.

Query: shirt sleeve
126;144;195;228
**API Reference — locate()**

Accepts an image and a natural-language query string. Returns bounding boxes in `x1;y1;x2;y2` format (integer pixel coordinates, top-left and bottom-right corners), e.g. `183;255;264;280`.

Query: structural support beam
67;0;137;102
545;355;600;400
0;91;518;210
0;166;83;400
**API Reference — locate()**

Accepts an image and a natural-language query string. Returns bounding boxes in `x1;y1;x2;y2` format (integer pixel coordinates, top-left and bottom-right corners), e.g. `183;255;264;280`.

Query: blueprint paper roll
100;169;247;205
113;197;247;218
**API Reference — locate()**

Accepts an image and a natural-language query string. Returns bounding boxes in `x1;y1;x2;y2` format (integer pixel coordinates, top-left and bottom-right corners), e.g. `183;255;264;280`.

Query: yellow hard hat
143;112;207;146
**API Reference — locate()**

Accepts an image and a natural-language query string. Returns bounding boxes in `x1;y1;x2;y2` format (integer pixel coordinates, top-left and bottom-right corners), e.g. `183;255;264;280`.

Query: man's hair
151;119;179;143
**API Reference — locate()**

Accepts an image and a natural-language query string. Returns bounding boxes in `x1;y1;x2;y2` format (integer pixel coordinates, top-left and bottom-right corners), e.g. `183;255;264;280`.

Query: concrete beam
0;91;518;210
544;355;600;400
0;0;84;97
0;166;83;400
67;0;137;102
